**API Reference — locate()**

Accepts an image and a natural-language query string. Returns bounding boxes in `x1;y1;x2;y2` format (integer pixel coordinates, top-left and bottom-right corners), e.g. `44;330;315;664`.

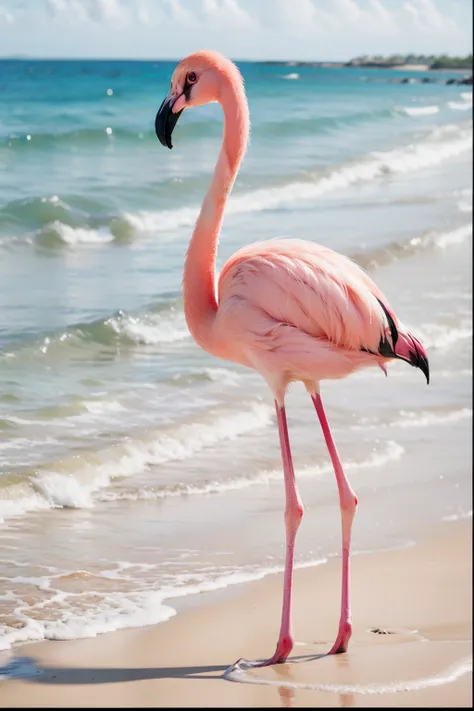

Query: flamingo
154;50;429;668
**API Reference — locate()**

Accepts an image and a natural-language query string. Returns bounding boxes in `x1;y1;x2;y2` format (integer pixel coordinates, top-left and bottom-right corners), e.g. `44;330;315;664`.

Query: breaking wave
1;121;471;248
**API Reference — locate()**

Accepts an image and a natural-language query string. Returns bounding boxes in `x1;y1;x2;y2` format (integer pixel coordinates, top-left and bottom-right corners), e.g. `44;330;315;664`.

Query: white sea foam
0;437;58;453
178;366;244;387
448;100;472;111
0;590;177;652
159;557;326;602
378;367;471;381
225;654;473;694
0;234;33;249
122;205;197;235
400;105;439;116
455;187;473;213
0;403;273;522
393;408;472;428
120;122;472;235
203;367;242;384
0;489;53;524
45;221;115;245
82;400;126;415
282;73;299;80
34;471;100;509
0;415;38;426
352;408;472;432
99;440;404;502
0;557;328;653
460;91;472;102
106;310;189;345
435;223;472;248
424;289;471;301
414;320;472;350
442;509;472;522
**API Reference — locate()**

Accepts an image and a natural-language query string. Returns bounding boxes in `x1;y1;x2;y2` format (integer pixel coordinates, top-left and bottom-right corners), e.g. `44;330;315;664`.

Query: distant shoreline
367;64;469;72
262;61;471;72
0;56;472;75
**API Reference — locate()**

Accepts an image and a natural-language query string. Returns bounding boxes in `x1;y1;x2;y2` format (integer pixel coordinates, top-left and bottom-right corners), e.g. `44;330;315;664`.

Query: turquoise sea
0;59;472;653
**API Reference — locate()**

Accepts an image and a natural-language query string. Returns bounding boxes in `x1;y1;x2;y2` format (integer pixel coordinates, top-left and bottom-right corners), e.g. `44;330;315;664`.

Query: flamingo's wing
218;238;395;355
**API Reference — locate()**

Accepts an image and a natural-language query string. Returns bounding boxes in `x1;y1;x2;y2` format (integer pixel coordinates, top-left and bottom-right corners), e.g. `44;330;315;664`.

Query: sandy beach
0;519;470;707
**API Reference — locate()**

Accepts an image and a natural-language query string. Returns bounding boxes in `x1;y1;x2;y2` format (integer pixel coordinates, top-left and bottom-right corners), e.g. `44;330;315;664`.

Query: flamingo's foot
229;636;293;671
328;622;352;655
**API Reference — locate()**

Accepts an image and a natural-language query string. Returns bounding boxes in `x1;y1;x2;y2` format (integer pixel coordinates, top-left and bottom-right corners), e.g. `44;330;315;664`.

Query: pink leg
235;401;303;668
312;393;357;654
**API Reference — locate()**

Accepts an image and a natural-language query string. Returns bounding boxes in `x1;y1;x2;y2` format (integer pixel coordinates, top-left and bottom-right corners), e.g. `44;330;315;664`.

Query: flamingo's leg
311;392;357;654
234;401;303;669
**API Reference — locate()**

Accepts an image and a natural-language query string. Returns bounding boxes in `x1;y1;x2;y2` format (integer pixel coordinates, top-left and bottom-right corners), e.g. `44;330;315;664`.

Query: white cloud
163;0;195;27
259;0;339;34
202;0;254;29
368;0;396;31
45;0;90;24
332;0;396;32
45;0;135;26
34;0;468;35
87;0;125;23
0;5;14;23
402;0;456;32
0;0;471;59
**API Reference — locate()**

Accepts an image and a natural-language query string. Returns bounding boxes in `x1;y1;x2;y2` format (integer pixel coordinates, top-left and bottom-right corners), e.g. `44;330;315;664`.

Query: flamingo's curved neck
183;75;249;351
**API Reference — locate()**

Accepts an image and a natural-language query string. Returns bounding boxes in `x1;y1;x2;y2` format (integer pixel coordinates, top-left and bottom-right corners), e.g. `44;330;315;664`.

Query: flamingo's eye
187;72;197;84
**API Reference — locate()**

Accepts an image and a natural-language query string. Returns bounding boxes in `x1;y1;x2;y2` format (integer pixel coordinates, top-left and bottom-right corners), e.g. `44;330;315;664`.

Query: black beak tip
160;133;173;149
420;357;430;385
409;338;430;385
157;135;172;149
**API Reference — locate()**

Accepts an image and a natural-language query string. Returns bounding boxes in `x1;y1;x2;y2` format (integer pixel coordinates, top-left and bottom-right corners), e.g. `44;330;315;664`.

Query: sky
0;0;472;61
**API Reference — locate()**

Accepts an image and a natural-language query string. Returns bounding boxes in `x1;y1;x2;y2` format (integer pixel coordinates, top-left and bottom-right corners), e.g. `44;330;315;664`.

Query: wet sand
0;519;471;707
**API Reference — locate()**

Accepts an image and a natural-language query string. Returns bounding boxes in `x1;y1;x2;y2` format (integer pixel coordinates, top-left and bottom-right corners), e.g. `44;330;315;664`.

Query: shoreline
1;519;471;707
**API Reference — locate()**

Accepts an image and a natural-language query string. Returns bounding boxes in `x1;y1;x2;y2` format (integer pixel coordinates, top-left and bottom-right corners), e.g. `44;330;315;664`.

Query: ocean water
0;60;472;653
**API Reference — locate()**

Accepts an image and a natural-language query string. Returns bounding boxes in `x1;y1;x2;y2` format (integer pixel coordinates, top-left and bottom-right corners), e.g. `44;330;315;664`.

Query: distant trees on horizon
348;54;472;70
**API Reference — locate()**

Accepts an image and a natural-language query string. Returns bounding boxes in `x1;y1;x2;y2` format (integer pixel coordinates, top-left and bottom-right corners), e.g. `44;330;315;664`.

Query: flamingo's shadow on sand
0;652;326;685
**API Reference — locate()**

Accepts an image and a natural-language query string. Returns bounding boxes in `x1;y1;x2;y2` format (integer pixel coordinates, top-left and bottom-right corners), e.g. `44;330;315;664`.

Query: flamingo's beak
155;95;183;149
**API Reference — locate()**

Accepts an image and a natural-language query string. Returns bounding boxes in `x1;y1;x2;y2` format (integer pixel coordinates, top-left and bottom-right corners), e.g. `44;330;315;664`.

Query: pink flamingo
155;51;429;668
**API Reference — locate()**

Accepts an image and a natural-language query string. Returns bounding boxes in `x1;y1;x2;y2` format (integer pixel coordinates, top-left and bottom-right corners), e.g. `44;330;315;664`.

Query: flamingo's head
155;50;242;149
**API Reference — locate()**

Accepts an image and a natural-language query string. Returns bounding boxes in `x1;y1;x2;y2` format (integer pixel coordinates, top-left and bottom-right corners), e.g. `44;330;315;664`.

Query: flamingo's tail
376;299;430;384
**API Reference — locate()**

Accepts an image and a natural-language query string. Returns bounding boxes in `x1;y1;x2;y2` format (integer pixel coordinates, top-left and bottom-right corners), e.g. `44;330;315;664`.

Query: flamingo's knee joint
285;503;304;536
342;492;358;516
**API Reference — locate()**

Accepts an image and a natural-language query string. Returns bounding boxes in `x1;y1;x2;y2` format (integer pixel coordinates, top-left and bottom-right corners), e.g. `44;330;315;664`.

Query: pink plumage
155;50;429;669
218;239;398;396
